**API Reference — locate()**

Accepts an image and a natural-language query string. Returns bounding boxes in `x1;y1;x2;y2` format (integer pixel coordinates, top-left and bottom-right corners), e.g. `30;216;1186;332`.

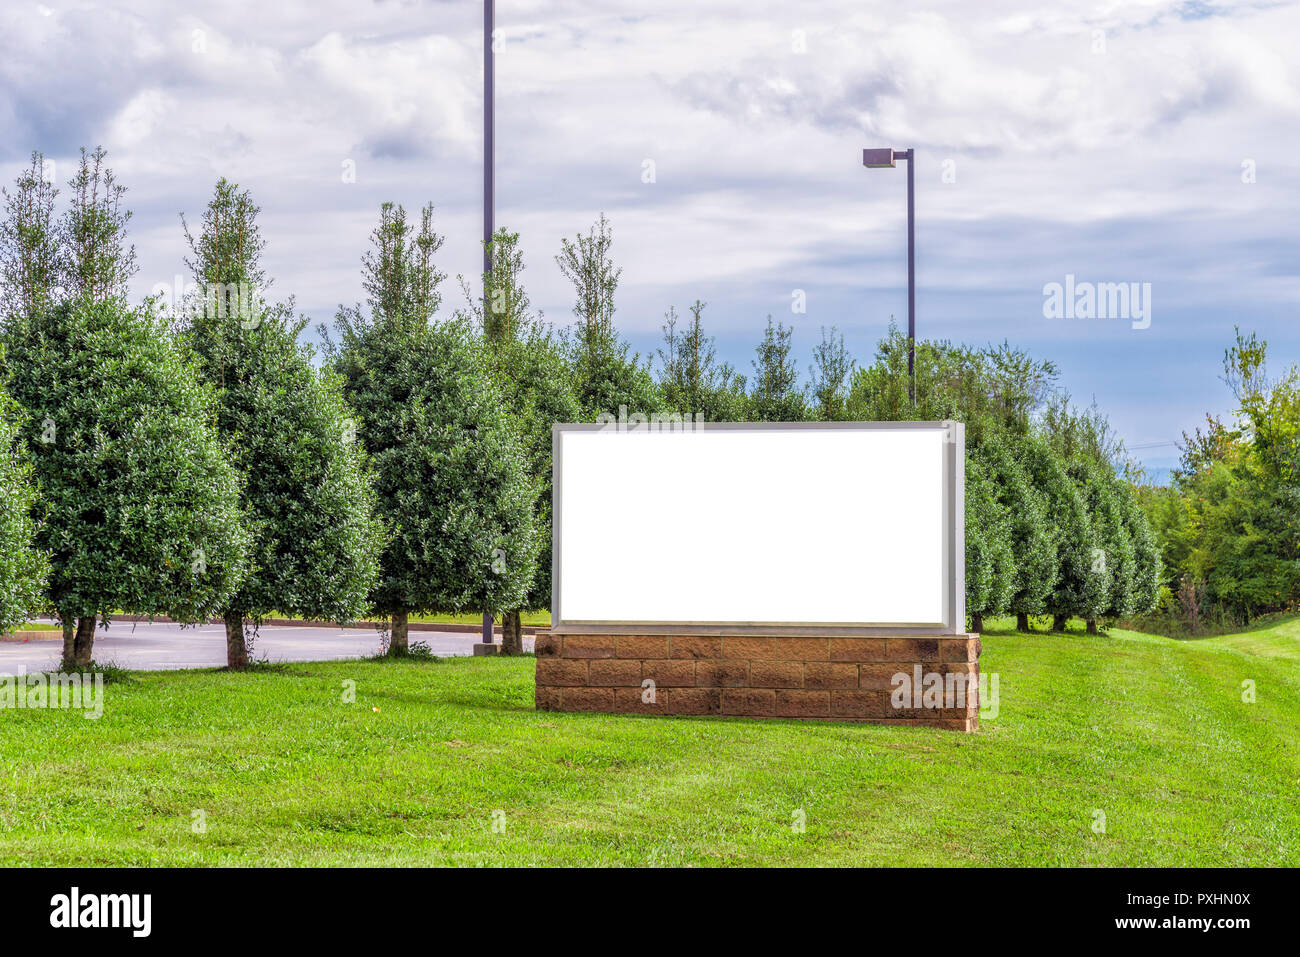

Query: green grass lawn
1195;612;1300;660
254;610;552;627
1;616;1295;866
1;622;59;635
408;610;552;628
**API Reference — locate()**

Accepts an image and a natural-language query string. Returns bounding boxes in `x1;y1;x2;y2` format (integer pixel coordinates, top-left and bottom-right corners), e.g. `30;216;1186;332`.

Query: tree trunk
389;609;409;656
970;612;983;634
60;614;76;671
73;617;96;668
224;611;249;670
1086;619;1099;635
501;610;524;655
1052;614;1069;632
1016;612;1030;632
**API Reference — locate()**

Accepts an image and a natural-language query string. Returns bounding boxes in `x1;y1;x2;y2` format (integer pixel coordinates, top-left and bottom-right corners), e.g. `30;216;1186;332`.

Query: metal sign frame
551;420;965;636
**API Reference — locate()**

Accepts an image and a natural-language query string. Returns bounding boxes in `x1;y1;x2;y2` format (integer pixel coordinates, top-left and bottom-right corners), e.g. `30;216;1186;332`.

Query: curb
0;630;61;642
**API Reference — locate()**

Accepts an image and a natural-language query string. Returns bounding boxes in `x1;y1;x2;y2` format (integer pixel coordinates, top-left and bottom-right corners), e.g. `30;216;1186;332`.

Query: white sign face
553;422;963;634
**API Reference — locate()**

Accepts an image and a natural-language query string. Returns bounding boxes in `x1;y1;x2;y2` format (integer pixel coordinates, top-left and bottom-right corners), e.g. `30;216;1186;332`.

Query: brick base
534;632;982;731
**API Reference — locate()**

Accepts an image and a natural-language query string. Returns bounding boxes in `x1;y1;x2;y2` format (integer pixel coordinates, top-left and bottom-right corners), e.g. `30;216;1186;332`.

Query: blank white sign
555;424;958;630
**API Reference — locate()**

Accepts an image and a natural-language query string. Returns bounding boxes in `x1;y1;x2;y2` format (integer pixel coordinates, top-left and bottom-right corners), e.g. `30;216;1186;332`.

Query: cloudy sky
3;0;1298;479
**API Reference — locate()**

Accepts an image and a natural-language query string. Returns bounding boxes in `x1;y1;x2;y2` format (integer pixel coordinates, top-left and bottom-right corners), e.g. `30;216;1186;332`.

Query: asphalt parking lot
0;619;532;673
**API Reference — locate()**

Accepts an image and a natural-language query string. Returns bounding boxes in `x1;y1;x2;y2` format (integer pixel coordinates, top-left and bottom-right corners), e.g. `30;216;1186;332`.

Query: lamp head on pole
862;147;896;168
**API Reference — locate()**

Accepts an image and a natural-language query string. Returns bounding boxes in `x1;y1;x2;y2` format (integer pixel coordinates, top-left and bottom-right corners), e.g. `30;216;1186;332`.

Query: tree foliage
810;326;854;422
1132;328;1299;628
2;297;250;645
0;152;60;329
181;179;384;667
1119;480;1163;618
554;216;661;420
60;147;137;304
655;300;746;422
1014;434;1104;626
328;205;539;652
964;450;1014;628
461;227;582;647
975;433;1058;622
748;316;807;421
0;370;48;632
1069;457;1136;625
1;147;248;667
850;326;1160;632
847;325;1058;434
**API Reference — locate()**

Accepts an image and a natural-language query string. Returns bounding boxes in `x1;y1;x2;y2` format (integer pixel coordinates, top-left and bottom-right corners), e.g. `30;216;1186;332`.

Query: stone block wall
534;632;981;731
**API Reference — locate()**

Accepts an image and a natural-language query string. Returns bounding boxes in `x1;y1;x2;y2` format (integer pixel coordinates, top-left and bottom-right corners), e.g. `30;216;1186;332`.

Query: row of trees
638;296;1162;632
0;146;1161;664
0;150;390;668
1137;330;1300;631
632;295;1165;632
0;150;691;665
816;328;1163;633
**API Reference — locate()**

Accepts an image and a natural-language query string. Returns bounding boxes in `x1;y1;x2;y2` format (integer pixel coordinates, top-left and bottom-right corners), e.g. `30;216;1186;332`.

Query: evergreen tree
556;213;619;369
1016;435;1105;631
1;147;249;668
1119;476;1163;618
972;432;1057;630
0;152;60;330
964;450;1015;632
655;300;746;422
555;215;661;419
327;204;539;654
1039;394;1149;630
748;316;807;421
4;296;250;667
1069;458;1136;633
461;227;581;652
810;326;854;421
180;179;384;668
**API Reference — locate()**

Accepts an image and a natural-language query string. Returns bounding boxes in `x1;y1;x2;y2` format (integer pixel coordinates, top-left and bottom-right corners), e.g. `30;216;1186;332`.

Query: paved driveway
0;620;532;673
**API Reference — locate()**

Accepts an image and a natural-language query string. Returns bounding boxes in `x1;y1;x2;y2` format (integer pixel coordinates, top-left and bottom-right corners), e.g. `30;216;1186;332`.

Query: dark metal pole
861;146;916;406
484;0;495;278
482;0;496;648
905;148;915;408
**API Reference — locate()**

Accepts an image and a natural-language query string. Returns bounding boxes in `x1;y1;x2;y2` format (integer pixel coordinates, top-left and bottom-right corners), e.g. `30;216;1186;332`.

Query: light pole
484;0;495;279
478;0;498;654
862;147;916;407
